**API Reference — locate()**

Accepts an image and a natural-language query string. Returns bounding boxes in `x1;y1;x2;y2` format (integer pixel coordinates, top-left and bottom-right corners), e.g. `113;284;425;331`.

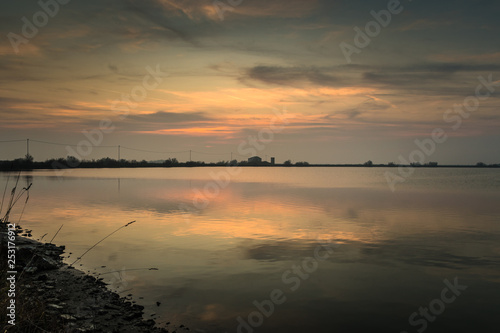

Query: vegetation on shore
0;174;177;332
0;172;68;332
1;155;499;171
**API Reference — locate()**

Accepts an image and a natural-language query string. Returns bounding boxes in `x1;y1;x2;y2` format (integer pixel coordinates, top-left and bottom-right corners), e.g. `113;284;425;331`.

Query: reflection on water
2;168;500;332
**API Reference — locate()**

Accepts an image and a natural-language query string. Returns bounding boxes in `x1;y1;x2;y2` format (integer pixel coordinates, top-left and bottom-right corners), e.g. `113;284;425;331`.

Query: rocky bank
0;222;190;333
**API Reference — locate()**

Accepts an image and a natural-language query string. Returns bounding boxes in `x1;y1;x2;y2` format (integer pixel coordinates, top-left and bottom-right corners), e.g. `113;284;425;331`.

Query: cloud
336;95;394;120
398;18;454;32
112;111;228;136
125;1;196;43
362;62;500;93
149;0;320;20
120;0;229;46
108;64;119;73
147;0;219;20
0;42;41;56
430;52;500;63
127;111;212;123
244;65;341;87
228;0;320;19
362;71;452;87
402;63;500;73
242;62;500;94
0;96;39;106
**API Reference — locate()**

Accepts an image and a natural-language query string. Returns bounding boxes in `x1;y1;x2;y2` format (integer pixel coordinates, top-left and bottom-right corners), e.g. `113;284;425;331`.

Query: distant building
270;157;275;165
248;156;262;163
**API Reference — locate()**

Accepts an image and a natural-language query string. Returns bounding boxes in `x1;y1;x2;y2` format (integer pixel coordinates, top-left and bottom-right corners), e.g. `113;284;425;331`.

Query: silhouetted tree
363;160;373;167
283;160;292;166
164;158;179;167
66;156;80;167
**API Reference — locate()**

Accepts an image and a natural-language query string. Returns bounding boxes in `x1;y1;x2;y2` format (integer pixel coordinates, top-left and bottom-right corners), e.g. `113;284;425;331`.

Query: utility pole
189;150;192;162
118;145;121;160
26;138;29;157
231;152;233;161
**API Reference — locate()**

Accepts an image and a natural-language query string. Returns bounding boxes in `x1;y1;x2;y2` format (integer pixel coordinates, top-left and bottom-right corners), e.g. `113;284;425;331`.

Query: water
2;167;500;332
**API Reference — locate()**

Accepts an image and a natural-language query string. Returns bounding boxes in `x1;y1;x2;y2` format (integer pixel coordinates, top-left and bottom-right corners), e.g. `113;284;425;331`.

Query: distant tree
387;162;396;167
425;162;438;167
164;157;179;167
185;161;204;167
283;160;292;166
295;161;309;166
95;157;119;167
25;154;34;163
363;160;373;167
410;162;421;167
66;155;80;167
476;162;486;167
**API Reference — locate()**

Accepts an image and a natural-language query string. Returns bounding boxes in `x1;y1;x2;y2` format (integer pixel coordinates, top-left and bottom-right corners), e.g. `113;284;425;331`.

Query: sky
1;0;500;164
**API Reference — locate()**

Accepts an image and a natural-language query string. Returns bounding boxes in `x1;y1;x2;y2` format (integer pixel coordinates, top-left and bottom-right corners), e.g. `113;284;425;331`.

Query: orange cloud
158;86;375;113
140;127;235;136
0;42;41;56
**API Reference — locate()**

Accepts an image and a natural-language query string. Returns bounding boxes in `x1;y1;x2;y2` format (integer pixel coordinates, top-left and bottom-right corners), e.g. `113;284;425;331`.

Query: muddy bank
0;223;190;333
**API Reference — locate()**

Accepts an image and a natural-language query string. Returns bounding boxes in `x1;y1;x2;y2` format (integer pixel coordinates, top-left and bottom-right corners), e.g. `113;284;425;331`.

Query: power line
30;139;116;148
30;139;76;146
0;138;258;161
0;140;25;143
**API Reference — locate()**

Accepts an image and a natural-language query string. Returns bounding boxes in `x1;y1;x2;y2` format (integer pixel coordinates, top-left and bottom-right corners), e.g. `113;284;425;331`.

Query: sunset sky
1;0;500;164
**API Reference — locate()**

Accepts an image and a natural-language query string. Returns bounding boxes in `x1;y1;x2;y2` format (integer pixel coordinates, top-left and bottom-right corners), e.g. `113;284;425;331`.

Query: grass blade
70;220;136;267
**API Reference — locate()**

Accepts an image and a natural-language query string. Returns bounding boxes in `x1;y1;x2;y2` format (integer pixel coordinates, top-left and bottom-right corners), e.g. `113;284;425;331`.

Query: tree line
0;155;498;171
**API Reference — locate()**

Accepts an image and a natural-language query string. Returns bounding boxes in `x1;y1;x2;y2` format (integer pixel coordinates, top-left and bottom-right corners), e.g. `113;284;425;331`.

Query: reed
69;220;136;267
0;172;32;225
0;174;69;332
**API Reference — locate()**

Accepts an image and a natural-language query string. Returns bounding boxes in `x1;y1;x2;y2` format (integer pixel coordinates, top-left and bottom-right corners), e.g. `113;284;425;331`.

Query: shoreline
1;164;499;173
0;222;190;333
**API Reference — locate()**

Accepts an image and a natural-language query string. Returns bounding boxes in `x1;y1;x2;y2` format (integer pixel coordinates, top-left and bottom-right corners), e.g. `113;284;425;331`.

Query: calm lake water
2;167;500;332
